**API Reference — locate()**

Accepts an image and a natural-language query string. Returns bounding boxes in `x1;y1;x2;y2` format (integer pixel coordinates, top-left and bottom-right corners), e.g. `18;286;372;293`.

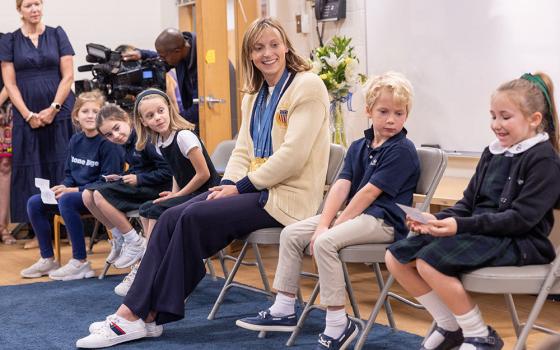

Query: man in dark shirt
124;29;198;126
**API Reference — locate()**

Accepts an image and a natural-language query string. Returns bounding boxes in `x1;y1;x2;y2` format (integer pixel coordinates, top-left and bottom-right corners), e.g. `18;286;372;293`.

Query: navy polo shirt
338;128;420;240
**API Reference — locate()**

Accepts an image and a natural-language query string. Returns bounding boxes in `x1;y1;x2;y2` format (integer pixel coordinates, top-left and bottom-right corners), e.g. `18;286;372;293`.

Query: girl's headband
133;88;170;118
520;73;555;133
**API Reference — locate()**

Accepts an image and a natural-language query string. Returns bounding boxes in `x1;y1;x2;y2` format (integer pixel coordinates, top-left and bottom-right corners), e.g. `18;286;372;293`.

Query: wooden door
194;0;231;153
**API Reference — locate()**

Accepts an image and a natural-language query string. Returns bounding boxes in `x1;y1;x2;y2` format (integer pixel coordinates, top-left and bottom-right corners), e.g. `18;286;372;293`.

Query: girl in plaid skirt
386;72;560;350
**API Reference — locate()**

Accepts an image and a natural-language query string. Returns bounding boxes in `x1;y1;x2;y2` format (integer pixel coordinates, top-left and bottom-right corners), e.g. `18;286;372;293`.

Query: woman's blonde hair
241;17;311;94
71;90;105;129
96;103;130;135
364;71;414;114
16;0;42;10
133;90;195;151
496;71;559;152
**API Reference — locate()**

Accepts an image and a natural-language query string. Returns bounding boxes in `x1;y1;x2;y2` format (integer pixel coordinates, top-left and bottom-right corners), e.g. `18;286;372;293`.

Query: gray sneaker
113;236;146;269
20;258;60;278
114;261;140;296
106;237;124;264
49;259;95;281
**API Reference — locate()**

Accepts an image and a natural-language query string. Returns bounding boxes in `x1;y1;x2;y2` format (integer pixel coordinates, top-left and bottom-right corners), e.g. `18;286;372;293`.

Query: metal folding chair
293;147;448;350
461;208;560;350
207;144;346;321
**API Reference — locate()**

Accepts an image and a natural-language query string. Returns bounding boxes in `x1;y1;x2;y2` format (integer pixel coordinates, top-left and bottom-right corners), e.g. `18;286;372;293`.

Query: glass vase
330;100;347;147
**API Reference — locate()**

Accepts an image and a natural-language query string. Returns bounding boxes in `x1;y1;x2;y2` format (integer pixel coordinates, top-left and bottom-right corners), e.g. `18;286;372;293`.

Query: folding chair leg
217;250;229;279
296;289;305;306
354;275;396;350
53;216;62;263
373;263;397;330
286;280;321;346
252;243;271;294
512;254;560;350
504;294;522;338
208;241;250;320
342;262;361;319
88;220;101;254
205;258;217;281
98;262;111;280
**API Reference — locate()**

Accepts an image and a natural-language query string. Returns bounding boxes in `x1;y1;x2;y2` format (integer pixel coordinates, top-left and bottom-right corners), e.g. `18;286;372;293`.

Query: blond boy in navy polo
237;71;420;350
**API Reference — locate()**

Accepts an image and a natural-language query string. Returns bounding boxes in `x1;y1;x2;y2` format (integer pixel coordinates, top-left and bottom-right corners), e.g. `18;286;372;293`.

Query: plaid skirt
387;233;522;276
86;181;170;212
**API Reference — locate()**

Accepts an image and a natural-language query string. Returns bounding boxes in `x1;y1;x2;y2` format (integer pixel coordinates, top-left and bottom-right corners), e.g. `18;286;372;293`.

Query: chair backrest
210;140;236;176
316;144;346;213
326;143;346;187
415;147;448;212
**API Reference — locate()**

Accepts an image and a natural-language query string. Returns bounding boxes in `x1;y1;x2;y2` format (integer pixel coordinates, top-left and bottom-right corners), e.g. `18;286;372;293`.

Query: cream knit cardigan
223;71;330;225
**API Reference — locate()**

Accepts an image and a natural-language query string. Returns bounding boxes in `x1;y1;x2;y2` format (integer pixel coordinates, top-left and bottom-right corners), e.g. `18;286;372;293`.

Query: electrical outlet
295;14;302;33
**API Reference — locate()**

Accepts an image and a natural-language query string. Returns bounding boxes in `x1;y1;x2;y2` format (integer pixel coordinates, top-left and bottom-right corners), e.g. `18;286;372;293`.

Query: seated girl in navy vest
21;91;124;280
82;104;172;289
386;72;560;350
109;88;218;296
135;88;218;238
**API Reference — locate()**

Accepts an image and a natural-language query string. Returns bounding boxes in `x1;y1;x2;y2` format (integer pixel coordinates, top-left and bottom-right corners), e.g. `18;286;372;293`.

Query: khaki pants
272;214;394;306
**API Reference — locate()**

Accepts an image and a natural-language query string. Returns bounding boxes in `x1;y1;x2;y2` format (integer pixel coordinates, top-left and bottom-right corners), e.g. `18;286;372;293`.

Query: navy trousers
124;191;282;324
27;192;89;260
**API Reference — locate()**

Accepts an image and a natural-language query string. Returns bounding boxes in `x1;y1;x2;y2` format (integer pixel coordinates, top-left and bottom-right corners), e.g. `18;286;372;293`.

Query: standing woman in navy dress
0;0;75;225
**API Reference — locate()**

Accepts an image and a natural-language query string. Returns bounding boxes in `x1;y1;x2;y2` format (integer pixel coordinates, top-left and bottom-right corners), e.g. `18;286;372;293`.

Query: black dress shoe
462;326;504;350
420;326;463;350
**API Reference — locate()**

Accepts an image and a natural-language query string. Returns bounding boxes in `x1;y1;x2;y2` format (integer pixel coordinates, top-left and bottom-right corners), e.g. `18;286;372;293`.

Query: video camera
75;43;168;110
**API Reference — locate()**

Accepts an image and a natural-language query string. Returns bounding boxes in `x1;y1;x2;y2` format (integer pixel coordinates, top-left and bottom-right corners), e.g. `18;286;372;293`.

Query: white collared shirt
156;130;201;158
489;132;549;155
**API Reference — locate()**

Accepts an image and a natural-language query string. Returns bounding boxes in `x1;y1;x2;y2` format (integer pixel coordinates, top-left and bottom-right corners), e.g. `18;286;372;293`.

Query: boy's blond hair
364;71;413;114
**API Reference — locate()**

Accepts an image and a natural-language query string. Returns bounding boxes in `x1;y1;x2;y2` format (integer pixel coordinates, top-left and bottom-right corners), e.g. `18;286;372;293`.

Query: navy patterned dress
0;26;75;223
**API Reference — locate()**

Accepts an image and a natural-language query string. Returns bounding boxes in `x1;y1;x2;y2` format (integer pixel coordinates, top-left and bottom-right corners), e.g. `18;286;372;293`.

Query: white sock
456;306;489;350
323;308;347;339
110;227;123;240
416;291;460;349
268;293;296;317
123;229;140;243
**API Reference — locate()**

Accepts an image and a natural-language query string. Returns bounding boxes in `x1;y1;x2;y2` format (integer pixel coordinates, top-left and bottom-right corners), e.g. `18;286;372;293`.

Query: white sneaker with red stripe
76;314;147;348
88;314;163;338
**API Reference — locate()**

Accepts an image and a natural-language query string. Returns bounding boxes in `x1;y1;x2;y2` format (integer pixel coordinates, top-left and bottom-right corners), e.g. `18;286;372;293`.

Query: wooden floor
1;239;558;349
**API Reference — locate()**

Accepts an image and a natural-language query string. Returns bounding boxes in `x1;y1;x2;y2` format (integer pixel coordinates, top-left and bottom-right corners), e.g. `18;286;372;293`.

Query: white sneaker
113;237;146;269
114;261;140;297
76;314;147;348
48;259;95;281
89;314;163;338
20;258;60;278
106;237;124;264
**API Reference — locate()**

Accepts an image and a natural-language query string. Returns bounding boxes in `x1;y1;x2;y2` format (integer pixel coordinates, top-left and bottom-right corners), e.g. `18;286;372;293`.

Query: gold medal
249;157;268;171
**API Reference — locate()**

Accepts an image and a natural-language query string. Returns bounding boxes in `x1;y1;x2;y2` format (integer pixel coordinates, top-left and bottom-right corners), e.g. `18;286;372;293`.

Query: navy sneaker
420;326;464;350
462;326;504;350
314;318;359;350
235;309;297;332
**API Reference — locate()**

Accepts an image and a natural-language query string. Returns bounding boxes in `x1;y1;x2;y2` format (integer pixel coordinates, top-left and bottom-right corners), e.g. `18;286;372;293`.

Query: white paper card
102;174;122;182
34;177;57;204
396;203;428;224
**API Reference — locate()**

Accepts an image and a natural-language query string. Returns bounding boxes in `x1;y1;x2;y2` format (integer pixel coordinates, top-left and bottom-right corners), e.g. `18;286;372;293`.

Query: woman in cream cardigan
76;17;330;348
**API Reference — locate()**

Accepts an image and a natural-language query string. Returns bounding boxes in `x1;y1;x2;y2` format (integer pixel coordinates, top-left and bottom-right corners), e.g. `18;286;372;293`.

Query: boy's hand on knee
309;226;328;255
427;217;457;237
